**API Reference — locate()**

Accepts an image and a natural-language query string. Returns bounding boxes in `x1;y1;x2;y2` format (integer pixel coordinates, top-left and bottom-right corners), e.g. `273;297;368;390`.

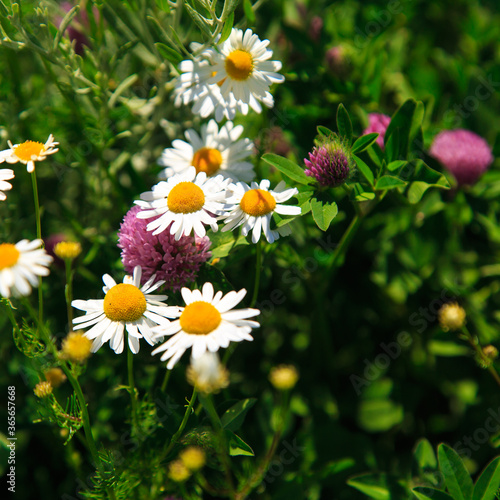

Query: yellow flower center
103;284;147;322
167;182;205;213
180;301;221;335
240;189;276;216
192;147;223;175
0;243;20;270
225;50;254;81
14;141;45;162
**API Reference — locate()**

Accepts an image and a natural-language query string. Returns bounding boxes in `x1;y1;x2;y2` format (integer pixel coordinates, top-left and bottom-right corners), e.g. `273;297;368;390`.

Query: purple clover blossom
118;206;211;291
429;129;494;186
304;143;351;187
363;113;391;149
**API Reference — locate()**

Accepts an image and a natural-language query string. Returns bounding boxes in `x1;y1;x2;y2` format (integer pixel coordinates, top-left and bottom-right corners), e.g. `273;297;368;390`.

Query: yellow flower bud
44;367;67;388
269;365;299;391
34;381;53;398
438;303;466;332
61;331;92;363
179;446;206;471
53;241;82;260
168;460;191;482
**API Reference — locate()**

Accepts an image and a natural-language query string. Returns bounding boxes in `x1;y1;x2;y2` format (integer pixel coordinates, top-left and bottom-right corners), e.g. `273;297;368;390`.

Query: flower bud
438;303;466;332
304;136;353;187
179;446;206;471
53;241;82;261
61;331;92;363
44;367;67;388
269;365;299;391
168;460;191;482
34;381;53;398
186;352;229;394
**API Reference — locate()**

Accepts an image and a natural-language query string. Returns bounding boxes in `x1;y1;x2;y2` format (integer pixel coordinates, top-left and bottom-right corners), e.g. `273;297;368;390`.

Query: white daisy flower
152;282;260;369
0;169;14;201
221;180;301;243
72;266;179;354
0;239;53;298
0;134;59;173
206;28;284;108
135;166;231;240
172;54;246;122
158;119;255;182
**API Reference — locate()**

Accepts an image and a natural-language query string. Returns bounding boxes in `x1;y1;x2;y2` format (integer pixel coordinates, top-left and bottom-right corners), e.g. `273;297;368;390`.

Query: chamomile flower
0;239;53;298
221;180;301;243
135;167;231;240
152;282;260;369
172;51;246;122
206;28;284;109
0;134;58;173
72;266;179;354
0;169;14;200
158;120;255;182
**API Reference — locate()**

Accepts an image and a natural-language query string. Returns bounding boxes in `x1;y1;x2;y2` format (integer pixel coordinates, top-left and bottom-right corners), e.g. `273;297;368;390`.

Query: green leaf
336;104;353;144
227;431;254;456
311;198;338;231
155;42;183;65
414;438;438;471
108;74;138;108
358;399;404;432
438;443;473;500
209;231;249;258
412;487;454;500
262;153;313;185
219;11;234;43
221;399;257;432
243;0;256;25
353;154;375;186
407;160;450;203
387;161;408;172
472;457;500;500
385;127;401;163
185;3;213;37
351;183;376;202
352;133;380;154
317;125;335;137
375;175;407;190
428;340;469;357
53;4;80;51
385;98;419;160
348;473;407;499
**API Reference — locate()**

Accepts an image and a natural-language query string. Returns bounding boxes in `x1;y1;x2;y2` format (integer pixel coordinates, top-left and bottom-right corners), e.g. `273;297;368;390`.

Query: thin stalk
235;391;290;500
462;326;500;389
162;388;197;459
127;345;139;430
64;259;74;328
329;213;362;270
3;300;27;351
31;171;44;327
250;241;262;308
200;394;235;494
160;368;171;393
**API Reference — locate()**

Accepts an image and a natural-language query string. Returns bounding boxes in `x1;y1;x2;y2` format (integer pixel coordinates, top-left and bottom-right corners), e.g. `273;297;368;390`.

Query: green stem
329;214;362;270
162;388;197;459
235;391;290;500
160;368;171;393
462;326;500;389
31;171;44;328
3;300;27;351
250;241;262;308
127;344;139;430
64;259;74;329
200;394;235;494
